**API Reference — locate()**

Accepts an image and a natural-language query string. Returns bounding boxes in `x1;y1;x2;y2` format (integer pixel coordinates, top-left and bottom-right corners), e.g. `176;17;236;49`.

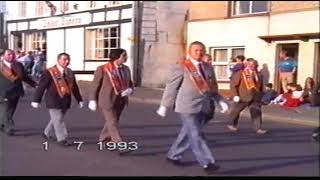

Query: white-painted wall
46;29;64;68
65;28;85;71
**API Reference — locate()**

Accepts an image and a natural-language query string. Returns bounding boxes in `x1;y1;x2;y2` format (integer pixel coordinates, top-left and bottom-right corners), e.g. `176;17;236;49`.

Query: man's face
189;44;205;61
246;61;256;70
203;55;212;65
279;51;286;60
3;50;15;63
57;55;70;68
116;52;127;65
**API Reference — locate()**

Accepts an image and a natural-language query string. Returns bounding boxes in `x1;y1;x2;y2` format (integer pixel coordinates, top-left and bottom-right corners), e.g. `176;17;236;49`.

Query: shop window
210;47;245;81
85;26;120;60
25;32;46;52
232;1;268;16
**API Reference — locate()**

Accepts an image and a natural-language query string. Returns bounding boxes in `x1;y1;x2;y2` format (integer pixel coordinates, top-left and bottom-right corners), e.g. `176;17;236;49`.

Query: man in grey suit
157;41;225;174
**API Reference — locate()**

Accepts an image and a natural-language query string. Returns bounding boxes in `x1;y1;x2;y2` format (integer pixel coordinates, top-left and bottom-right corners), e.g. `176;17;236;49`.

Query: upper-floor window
60;1;69;14
36;1;50;17
232;1;268;16
18;1;26;17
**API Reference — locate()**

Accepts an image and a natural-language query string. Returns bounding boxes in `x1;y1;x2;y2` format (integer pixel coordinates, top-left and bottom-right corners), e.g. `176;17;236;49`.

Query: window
36;1;50;17
18;1;26;17
60;1;69;13
232;1;268;16
25;32;46;52
85;26;120;60
210;47;245;81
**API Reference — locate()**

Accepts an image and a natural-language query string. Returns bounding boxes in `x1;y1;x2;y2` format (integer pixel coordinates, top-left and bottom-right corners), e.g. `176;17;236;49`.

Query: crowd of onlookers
0;48;46;80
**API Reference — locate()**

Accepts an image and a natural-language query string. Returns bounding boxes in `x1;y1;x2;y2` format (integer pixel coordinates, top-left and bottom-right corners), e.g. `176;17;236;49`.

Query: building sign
37;13;91;29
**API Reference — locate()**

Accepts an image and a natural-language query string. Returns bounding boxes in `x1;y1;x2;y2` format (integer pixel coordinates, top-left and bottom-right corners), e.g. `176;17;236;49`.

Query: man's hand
79;101;84;108
121;88;133;97
156;106;167;117
233;96;240;102
31;102;40;108
88;100;97;111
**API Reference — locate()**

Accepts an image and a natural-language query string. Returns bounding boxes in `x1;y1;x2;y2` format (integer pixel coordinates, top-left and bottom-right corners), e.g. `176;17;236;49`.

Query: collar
56;64;65;74
189;57;201;67
113;62;123;69
3;60;11;68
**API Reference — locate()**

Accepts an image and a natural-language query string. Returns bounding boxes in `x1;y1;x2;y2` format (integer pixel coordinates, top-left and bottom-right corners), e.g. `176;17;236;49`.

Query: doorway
274;43;299;93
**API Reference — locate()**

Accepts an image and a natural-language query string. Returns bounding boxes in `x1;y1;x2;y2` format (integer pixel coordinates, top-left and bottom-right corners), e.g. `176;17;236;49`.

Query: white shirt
189;57;205;77
3;60;11;69
56;64;65;74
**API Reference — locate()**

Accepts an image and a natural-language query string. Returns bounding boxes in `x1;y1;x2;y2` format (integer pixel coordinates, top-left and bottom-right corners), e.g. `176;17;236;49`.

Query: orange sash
48;66;73;98
103;63;129;95
242;69;258;90
179;59;210;95
0;61;19;82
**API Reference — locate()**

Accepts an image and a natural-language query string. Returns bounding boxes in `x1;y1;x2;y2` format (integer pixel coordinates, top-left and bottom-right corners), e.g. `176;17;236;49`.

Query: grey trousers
44;109;68;142
167;112;215;167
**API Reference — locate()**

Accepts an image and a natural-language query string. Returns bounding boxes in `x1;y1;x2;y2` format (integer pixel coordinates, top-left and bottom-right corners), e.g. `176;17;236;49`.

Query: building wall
271;1;319;14
188;2;320;90
139;1;189;88
189;1;228;20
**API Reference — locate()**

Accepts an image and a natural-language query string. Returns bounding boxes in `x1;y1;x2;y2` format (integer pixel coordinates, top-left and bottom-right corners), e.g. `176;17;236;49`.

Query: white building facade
188;1;320;91
6;1;136;81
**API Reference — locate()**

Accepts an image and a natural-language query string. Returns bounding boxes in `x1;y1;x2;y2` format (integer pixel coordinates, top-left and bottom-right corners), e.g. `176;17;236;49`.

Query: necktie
198;64;206;79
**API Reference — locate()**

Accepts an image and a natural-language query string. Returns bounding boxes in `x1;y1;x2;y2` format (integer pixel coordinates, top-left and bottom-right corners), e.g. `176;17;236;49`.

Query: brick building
188;1;320;91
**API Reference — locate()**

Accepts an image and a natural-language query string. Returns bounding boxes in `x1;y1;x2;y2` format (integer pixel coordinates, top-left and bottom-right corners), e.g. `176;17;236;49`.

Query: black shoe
42;133;56;141
58;140;73;147
204;163;220;174
166;157;182;166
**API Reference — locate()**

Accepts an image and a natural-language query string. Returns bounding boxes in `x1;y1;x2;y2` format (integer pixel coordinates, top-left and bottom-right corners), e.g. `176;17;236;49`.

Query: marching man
88;48;133;154
31;53;83;146
157;41;227;174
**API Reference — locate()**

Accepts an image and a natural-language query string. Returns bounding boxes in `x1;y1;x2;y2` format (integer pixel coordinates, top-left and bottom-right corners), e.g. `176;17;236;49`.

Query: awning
259;32;320;43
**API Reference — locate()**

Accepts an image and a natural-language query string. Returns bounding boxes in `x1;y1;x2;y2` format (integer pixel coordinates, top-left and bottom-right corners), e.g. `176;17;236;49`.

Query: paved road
0;94;319;176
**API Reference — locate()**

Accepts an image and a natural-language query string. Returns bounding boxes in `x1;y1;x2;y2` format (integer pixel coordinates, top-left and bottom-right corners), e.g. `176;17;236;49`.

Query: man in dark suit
31;53;83;146
88;48;133;152
0;49;36;136
227;58;268;134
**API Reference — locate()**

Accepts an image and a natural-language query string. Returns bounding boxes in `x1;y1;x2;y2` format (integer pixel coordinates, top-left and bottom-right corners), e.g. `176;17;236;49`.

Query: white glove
156;106;167;117
31;102;40;108
79;101;84;108
121;88;133;97
88;100;97;111
233;96;240;102
219;101;229;113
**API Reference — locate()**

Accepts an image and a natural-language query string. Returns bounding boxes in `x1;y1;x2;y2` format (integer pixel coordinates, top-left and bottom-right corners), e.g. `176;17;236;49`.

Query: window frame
210;46;245;81
85;25;120;61
232;1;269;16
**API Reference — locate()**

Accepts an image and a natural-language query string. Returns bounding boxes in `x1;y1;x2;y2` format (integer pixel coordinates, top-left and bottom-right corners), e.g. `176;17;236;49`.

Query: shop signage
37;13;91;29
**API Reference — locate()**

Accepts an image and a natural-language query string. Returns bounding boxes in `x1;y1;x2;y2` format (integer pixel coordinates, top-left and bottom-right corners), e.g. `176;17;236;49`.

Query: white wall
121;22;133;76
47;29;64;68
65;28;84;71
270;10;319;35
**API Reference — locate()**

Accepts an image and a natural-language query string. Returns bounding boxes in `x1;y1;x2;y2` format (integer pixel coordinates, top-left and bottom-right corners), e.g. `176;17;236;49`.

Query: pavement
77;82;319;127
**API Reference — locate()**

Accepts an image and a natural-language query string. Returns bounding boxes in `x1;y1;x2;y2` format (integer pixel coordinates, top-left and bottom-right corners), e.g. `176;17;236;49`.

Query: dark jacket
32;66;83;109
0;61;36;100
230;70;263;103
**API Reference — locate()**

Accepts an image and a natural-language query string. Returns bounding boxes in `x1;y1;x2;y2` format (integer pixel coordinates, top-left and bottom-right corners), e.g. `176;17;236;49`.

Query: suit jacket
230;70;263;103
160;61;219;114
32;66;83;109
89;63;133;110
0;60;36;100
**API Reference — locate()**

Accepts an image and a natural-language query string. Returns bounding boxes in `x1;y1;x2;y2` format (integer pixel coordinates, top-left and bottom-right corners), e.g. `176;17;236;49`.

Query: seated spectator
302;77;315;104
261;83;278;105
280;84;304;108
270;83;296;105
310;81;320;106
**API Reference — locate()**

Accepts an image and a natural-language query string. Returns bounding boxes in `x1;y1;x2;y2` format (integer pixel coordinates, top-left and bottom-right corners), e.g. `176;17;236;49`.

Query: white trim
85;24;119;30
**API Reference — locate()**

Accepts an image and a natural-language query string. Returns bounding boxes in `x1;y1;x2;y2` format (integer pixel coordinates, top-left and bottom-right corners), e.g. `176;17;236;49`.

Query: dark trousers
0;97;20;132
229;101;262;131
99;97;126;142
